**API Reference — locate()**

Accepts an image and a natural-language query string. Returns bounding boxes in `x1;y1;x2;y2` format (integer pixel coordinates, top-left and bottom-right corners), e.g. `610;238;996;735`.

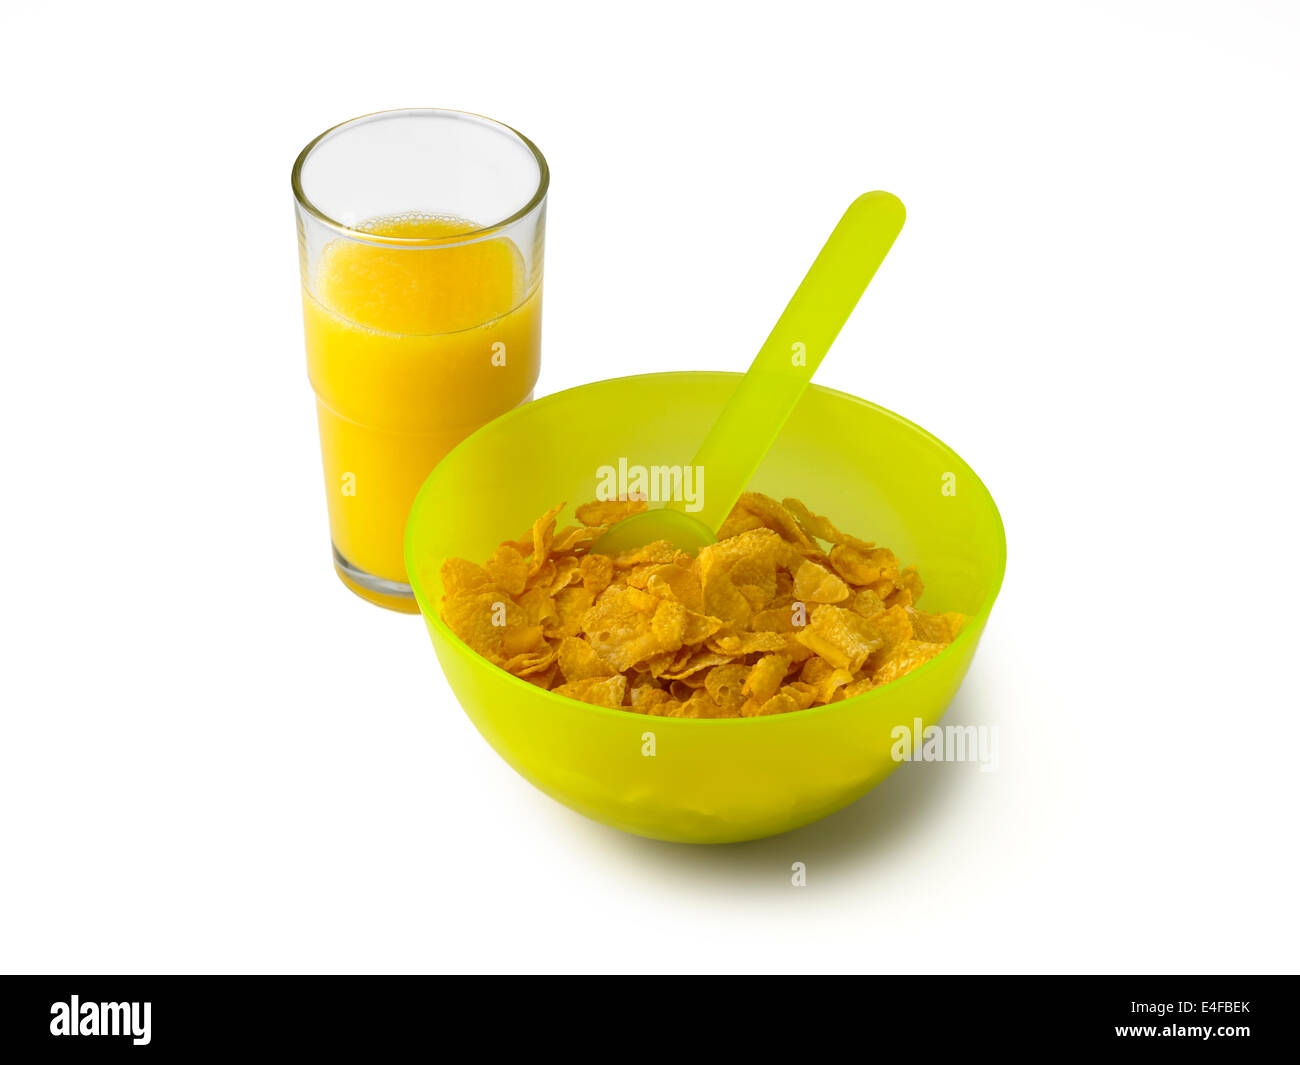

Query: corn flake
438;492;968;716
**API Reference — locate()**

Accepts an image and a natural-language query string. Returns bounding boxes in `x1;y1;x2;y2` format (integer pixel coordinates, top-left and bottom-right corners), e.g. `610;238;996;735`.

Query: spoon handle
687;191;906;531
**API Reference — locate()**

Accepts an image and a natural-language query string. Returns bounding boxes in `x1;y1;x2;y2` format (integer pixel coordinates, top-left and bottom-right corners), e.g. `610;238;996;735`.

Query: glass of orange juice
292;109;547;611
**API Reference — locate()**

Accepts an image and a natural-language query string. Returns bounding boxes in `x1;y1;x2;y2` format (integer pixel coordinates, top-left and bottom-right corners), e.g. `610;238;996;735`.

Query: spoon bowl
587;509;717;554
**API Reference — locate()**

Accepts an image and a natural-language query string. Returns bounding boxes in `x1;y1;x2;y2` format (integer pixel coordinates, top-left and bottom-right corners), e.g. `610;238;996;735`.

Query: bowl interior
407;372;1004;627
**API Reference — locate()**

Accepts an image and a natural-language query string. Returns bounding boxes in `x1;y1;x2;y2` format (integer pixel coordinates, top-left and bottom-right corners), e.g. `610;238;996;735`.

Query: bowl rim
405;371;1007;726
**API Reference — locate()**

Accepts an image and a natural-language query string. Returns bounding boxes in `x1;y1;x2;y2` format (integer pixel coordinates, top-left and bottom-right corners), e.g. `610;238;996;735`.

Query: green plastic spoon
591;190;907;555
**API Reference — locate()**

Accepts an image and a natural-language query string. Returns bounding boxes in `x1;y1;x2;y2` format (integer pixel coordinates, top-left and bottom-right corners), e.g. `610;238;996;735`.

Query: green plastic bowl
405;372;1005;844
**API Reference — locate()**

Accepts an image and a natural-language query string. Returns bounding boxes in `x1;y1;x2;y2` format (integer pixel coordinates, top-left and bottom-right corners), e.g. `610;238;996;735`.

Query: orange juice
303;214;541;611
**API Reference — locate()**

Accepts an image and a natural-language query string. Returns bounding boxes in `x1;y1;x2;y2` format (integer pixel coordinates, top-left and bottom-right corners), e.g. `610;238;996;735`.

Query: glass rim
291;107;550;248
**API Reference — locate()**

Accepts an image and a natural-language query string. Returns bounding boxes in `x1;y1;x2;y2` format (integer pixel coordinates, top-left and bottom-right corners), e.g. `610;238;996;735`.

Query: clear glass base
332;546;421;614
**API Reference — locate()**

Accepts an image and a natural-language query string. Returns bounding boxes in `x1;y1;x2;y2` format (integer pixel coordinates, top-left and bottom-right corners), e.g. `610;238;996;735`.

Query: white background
2;0;1297;974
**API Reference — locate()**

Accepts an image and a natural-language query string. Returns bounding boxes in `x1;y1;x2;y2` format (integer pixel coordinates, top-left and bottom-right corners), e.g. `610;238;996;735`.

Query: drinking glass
293;108;547;611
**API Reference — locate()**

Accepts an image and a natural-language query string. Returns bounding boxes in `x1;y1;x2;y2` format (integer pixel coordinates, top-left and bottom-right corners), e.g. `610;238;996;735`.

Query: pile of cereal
439;493;966;717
